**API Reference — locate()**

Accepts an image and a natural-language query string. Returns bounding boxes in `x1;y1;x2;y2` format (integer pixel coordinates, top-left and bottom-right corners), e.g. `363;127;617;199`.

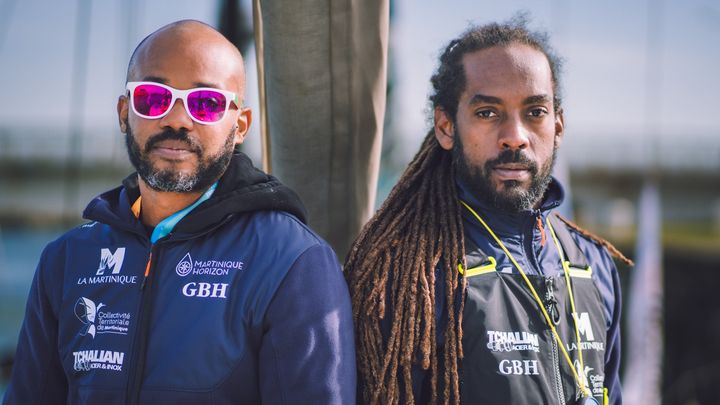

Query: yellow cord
460;200;591;398
546;218;587;389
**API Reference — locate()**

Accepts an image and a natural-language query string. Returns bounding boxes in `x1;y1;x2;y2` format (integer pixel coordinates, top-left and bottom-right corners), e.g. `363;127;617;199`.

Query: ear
233;107;252;145
554;108;564;148
117;95;129;134
434;107;455;151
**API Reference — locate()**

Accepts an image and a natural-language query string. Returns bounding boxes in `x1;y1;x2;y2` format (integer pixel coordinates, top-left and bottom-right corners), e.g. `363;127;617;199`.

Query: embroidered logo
74;297;102;338
498;359;540;375
175;252;243;277
176;253;194;276
96;248;126;275
575;359;605;397
573;312;595;341
73;350;125;372
181;282;229;299
487;330;540;353
74;297;131;338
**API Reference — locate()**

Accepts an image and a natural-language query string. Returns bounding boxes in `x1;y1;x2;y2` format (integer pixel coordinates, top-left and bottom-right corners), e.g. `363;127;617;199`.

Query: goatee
124;122;235;192
452;133;556;212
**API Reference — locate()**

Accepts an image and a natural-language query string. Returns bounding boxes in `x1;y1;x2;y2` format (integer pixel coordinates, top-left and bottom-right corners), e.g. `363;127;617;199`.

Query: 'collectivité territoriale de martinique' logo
74;297;131;338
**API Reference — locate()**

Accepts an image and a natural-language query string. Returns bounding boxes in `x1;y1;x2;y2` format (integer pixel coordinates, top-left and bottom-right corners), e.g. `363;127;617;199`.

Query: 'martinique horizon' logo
176;253;194;276
175;252;243;277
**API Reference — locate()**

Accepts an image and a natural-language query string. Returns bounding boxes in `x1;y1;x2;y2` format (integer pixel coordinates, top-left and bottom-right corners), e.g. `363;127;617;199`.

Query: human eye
474;109;497;119
527;107;549;118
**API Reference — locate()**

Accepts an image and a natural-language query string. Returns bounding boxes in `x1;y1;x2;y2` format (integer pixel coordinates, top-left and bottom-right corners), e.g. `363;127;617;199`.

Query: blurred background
0;0;718;403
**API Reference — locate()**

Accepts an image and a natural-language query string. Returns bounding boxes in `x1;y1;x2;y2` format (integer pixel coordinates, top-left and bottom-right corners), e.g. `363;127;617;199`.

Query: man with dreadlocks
345;17;631;405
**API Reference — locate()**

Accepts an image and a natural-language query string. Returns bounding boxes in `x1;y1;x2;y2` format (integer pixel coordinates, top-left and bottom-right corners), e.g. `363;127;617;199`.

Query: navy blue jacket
4;153;356;404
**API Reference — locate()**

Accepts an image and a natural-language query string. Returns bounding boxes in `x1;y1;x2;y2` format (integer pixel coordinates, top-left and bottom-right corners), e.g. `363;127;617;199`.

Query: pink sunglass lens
187;90;227;122
133;84;172;117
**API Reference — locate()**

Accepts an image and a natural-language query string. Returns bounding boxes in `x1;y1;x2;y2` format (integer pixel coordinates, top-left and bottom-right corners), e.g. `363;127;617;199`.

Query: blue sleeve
3;246;68;405
604;256;623;405
258;244;356;405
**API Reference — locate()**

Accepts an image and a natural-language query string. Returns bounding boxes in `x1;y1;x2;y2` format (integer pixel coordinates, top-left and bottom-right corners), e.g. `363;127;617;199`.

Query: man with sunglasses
4;20;355;405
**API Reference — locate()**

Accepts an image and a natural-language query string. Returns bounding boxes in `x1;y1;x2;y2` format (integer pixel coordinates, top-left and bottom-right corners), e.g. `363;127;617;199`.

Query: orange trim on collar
131;197;142;219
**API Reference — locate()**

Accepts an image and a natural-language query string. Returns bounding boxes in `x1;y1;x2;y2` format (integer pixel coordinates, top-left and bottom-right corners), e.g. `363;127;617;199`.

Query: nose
498;114;529;150
158;98;194;131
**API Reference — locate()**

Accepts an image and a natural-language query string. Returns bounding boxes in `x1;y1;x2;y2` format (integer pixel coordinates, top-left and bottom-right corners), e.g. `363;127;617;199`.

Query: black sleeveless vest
460;215;608;404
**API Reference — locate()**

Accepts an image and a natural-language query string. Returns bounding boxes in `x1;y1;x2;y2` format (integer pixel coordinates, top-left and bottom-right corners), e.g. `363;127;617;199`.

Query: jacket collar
83;152;307;237
456;176;565;237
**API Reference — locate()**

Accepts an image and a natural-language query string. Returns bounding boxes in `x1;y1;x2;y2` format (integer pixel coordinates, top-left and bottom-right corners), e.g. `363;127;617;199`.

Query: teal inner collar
150;182;218;244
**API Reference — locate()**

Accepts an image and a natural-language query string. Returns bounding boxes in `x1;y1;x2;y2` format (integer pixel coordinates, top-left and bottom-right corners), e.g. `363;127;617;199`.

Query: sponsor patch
77;247;137;285
182;282;229;299
487;330;540;353
566;312;605;352
573;312;595;341
498;359;540;376
74;297;131;338
73;349;125;372
575;360;605;398
175;252;243;277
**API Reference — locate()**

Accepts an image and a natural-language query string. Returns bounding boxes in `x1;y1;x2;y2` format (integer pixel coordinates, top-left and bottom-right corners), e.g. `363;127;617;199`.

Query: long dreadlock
344;16;567;405
345;130;465;404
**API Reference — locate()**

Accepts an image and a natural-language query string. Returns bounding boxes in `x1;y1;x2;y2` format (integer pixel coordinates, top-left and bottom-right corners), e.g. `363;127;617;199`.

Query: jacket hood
83;152;307;235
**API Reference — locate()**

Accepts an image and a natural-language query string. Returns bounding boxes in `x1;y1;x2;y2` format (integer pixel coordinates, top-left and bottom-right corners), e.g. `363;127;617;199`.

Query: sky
0;0;718;168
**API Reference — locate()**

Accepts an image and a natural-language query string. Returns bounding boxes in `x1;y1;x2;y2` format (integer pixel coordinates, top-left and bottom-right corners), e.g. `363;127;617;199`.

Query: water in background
0;226;65;395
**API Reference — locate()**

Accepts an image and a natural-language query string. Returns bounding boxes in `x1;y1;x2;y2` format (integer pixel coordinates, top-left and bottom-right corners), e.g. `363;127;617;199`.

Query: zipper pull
536;215;546;247
140;252;152;291
544;277;561;325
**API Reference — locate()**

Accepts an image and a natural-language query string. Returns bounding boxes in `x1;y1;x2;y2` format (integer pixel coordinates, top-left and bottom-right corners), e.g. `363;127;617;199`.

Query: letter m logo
97;248;126;275
573;312;595;341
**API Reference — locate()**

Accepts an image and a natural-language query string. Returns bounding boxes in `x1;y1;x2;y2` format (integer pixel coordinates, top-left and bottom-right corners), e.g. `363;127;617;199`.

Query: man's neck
138;179;205;227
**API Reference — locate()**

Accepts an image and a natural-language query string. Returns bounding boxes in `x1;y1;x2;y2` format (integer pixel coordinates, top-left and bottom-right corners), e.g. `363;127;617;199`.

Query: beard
453;132;557;212
124;122;235;193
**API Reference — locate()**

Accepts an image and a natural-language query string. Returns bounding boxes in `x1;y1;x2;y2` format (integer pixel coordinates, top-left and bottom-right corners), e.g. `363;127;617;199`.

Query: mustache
144;129;201;154
486;149;538;174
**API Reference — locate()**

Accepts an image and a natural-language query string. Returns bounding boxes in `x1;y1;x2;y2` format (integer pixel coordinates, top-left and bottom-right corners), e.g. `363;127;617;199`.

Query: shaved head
126;20;246;94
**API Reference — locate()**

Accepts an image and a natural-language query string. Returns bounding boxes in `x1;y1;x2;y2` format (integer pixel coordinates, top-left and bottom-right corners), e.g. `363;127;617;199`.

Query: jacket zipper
122;216;234;403
549;334;566;404
544;276;565;404
125;247;159;405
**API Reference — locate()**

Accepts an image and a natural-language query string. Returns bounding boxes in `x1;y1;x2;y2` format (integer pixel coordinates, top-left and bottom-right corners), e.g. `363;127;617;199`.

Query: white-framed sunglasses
126;81;239;125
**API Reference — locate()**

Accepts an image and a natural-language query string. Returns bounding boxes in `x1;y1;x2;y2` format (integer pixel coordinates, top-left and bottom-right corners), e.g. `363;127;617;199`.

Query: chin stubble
124;122;236;192
452;132;557;212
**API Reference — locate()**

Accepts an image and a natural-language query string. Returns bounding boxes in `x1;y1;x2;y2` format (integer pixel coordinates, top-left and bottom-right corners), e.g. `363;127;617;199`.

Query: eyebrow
468;94;502;105
523;94;553;105
467;93;553;106
140;76;223;89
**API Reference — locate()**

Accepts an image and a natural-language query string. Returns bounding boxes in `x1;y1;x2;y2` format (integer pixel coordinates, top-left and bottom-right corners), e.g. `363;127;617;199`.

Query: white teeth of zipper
550;331;566;404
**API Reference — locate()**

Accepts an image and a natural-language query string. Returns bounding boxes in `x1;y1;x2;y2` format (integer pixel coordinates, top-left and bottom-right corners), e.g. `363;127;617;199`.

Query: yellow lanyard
460;200;592;398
